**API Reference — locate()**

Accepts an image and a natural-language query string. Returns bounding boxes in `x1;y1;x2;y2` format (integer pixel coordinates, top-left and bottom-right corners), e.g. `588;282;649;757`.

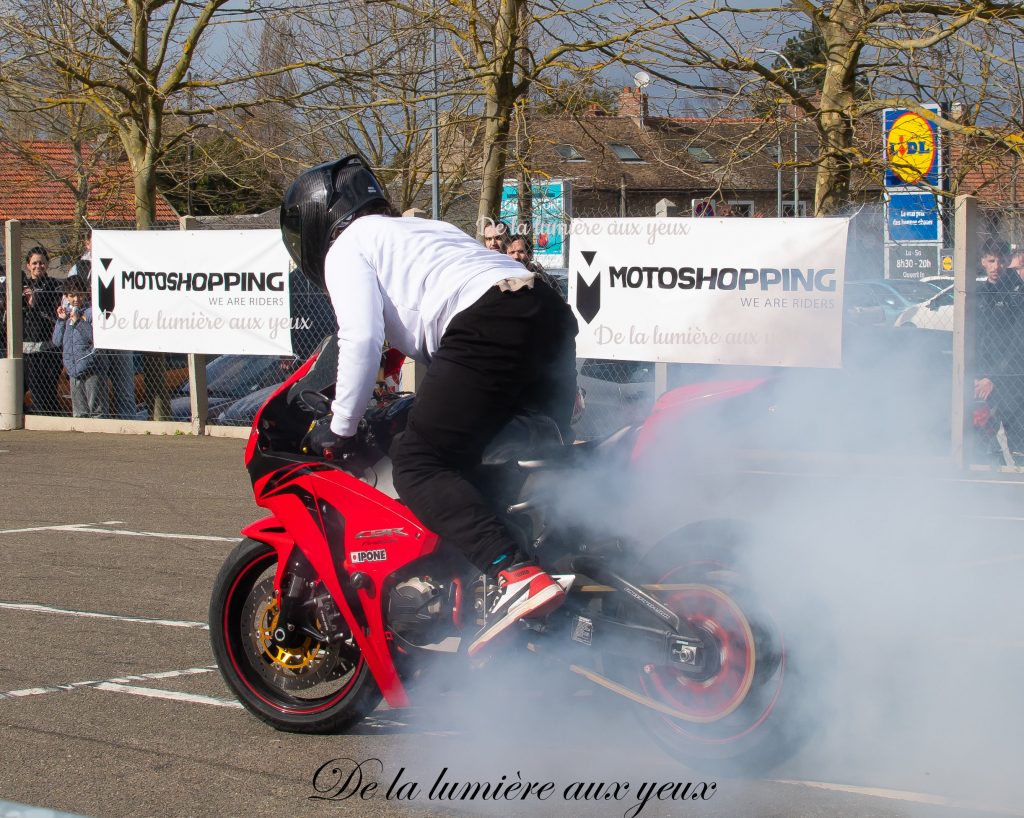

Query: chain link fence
5;201;1023;471
968;207;1024;467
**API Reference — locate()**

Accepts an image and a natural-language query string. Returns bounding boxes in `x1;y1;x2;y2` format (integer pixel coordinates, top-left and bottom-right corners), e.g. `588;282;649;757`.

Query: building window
726;200;754;217
687;146;716;164
691;198;717;217
554;144;584;161
764;144;780;160
609;143;642;161
782;202;808;217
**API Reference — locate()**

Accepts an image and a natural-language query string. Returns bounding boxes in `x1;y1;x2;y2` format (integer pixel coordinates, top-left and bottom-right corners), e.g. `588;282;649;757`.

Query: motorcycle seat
481;413;566;465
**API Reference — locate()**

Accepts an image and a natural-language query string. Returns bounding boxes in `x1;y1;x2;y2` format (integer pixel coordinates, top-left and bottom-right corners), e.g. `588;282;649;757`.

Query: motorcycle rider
279;155;579;656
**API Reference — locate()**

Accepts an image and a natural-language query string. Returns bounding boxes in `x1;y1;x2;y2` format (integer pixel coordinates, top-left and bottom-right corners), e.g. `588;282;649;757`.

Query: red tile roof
0;140;178;224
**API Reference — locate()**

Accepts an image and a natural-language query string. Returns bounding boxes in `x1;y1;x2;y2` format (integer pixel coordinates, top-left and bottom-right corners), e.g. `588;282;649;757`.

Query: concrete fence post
1;220;24;430
655;198;679;218
951;195;977;468
181;216;207;434
652;202;677;396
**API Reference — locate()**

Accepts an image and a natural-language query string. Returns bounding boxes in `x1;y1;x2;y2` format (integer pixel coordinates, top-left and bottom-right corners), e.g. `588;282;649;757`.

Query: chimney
618;86;649;120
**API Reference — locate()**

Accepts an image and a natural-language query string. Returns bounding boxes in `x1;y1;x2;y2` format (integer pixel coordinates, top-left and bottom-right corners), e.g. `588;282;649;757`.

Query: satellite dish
634;71;651;90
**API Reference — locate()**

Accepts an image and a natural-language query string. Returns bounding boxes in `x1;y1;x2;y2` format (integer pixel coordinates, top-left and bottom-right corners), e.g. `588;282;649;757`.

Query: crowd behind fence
2;200;1022;471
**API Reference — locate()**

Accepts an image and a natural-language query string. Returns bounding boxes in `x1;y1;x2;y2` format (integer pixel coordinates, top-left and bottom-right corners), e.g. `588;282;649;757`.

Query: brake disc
242;577;354;691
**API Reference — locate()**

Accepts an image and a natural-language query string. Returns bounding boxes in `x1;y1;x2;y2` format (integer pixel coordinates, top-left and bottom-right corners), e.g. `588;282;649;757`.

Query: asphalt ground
1;430;1023;818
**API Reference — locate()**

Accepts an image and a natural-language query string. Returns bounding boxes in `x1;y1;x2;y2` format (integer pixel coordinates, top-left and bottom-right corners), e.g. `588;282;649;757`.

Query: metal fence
3;199;1022;471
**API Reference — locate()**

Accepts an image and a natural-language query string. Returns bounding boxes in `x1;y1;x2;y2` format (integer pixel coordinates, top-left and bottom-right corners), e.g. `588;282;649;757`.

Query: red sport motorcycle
210;339;798;770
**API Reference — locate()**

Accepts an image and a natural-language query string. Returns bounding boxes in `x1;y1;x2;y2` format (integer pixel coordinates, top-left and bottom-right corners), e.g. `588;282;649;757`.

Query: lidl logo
885;109;939;186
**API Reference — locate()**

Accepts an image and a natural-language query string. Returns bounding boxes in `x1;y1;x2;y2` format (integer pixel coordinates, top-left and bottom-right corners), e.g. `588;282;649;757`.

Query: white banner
569;217;849;368
91;229;294;355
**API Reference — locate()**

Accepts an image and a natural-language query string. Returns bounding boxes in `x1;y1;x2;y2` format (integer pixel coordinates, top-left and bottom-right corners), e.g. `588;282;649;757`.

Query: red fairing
631;379;767;464
245;352;320;467
250;461;438;708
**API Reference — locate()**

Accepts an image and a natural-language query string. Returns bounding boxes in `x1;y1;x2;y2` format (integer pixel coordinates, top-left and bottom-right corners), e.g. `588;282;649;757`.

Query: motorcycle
209;339;798;771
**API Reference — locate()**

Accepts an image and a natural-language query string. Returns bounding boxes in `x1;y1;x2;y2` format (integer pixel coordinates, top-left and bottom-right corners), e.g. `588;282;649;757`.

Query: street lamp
758;48;799;217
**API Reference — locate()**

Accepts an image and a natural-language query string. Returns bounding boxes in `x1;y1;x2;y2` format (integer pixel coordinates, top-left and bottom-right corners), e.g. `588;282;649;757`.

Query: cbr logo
355;527;408;539
350;549;387;563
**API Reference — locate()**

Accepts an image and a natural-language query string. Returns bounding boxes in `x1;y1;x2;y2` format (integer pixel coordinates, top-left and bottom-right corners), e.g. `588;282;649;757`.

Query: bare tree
0;0;345;229
636;1;1024;215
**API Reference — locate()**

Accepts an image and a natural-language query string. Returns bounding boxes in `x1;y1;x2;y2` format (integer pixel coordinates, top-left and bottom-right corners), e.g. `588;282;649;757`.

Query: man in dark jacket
974;239;1024;455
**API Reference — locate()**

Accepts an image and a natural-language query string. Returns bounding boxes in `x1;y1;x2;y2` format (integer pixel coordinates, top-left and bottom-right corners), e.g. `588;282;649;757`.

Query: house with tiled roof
0;140;178;271
488;87;851;221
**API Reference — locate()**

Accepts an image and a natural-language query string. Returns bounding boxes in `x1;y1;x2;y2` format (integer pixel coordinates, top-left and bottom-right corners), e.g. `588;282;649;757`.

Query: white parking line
774;779;1024;816
1;666;218;701
0;522;236;542
94;682;242;709
0;601;208;629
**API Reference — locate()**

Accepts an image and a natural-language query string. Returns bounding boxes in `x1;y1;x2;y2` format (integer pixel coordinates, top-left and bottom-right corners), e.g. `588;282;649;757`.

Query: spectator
21;245;63;415
973;238;1024;455
482;220;511;252
52;276;106;417
66;234;92;286
73;235;134;419
1008;247;1024;289
506;234;559;291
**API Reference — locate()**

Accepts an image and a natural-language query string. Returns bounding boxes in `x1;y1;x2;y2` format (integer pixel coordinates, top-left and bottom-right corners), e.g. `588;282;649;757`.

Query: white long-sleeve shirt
324;215;534;436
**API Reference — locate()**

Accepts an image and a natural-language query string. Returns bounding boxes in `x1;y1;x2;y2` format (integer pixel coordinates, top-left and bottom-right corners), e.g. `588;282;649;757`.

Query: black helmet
280;154;391;290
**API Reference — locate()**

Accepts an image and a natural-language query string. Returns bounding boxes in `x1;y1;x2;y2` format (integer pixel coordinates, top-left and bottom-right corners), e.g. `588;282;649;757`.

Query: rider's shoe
467;563;565;657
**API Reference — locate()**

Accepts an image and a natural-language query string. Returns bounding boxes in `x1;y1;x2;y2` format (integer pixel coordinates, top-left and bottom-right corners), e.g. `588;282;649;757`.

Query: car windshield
887;280;942;303
207;356;286;398
931;285;954;307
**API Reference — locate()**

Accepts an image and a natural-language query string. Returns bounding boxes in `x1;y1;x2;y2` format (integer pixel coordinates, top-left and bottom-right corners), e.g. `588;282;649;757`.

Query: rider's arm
324;244;386;437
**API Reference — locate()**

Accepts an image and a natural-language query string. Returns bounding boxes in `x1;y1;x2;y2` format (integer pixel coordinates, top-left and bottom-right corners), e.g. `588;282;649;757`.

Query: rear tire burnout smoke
608;521;808;774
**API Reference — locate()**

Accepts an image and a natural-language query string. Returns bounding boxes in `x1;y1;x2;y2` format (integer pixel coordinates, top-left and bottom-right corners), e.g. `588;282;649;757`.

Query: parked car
843;279;942;326
135;354;299;421
894;284;954;332
41;351;190;416
214;383;279;427
920;275;953;290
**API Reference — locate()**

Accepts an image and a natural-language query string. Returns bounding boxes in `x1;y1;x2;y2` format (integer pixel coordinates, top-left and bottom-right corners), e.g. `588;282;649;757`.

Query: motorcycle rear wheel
209;537;381;733
608;522;806;774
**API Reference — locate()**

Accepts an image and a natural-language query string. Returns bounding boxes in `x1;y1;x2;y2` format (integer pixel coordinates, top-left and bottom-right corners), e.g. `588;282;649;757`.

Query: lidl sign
884;104;941;188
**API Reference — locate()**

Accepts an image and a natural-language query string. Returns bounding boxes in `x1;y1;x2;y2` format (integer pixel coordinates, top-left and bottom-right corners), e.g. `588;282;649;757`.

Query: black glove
304;417;357;460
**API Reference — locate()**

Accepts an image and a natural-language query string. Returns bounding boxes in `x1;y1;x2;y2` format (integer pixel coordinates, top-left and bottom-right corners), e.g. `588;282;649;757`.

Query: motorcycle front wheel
209;537;381;733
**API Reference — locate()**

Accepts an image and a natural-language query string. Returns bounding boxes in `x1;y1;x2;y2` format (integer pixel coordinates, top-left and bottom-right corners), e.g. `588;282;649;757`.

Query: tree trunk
474;0;524;236
125;120;170;421
476;98;515;236
813;2;861;216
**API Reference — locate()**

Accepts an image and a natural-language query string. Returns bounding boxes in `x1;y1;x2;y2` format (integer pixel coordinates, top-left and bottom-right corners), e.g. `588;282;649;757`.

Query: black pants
25;349;63;415
391;283;578;571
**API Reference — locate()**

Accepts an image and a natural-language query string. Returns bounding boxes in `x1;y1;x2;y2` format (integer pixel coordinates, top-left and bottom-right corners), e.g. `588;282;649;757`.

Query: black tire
607;520;810;775
209;537;381;733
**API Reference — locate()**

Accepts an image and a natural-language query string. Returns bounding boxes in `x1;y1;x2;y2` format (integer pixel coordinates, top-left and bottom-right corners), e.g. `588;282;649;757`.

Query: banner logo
886;112;936;185
576;250;600;324
98;257;115;316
